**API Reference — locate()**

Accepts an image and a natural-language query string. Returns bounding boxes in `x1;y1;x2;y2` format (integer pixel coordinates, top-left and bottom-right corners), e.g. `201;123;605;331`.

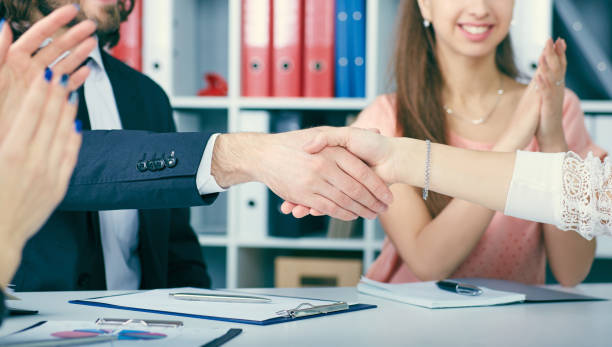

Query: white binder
237;111;270;239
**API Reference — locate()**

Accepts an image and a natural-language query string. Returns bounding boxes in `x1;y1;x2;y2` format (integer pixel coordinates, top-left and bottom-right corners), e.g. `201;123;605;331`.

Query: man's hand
210;127;393;221
278;127;399;218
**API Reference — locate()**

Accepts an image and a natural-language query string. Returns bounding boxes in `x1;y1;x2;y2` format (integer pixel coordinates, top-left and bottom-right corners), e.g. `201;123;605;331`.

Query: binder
348;0;366;98
242;0;273;97
334;0;351;97
272;0;303;97
70;288;377;326
110;0;142;71
237;111;270;239
303;0;335;97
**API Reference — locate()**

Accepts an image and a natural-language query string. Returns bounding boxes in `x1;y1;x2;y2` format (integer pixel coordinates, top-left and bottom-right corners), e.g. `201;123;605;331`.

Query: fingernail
73;3;80;11
68;91;78;105
44;67;53;82
60;74;69;88
0;18;5;32
74;120;82;133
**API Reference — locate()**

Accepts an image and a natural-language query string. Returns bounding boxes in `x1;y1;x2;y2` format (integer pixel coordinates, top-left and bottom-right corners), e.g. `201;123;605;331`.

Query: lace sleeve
558;151;612;239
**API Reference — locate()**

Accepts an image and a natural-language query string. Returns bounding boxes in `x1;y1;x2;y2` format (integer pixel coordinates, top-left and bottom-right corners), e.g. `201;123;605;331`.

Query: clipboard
69;288;376;326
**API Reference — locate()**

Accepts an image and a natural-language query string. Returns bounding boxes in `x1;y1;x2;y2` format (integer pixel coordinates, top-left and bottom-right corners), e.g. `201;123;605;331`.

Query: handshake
211;126;407;222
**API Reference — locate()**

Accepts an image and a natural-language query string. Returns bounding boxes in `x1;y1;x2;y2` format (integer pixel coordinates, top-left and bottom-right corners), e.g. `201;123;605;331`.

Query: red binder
272;0;303;97
242;0;272;97
110;0;142;71
303;0;334;97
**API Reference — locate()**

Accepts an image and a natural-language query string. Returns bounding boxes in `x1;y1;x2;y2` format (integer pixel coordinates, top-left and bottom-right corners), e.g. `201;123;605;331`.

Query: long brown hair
394;1;519;216
0;0;135;48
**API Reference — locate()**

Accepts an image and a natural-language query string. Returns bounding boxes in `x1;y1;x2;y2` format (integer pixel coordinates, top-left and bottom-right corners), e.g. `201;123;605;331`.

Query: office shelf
144;0;612;287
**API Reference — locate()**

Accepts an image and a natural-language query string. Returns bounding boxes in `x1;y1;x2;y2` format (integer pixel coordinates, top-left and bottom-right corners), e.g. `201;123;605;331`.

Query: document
0;320;232;347
71;288;375;325
358;277;525;309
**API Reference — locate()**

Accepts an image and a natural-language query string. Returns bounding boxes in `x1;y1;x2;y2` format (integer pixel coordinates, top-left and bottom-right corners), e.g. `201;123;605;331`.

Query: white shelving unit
143;0;398;289
142;0;612;288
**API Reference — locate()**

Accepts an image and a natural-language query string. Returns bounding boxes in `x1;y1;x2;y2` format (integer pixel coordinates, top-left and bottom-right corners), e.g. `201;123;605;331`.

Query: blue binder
335;0;351;97
70;292;377;326
348;0;366;97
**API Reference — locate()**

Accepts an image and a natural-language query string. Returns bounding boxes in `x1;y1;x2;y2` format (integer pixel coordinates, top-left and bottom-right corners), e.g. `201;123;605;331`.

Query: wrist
211;133;262;188
538;131;568;153
395;137;427;187
0;231;25;288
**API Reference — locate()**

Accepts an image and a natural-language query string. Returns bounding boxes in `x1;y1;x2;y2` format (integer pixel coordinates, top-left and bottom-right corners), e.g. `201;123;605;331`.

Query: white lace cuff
558;152;612;240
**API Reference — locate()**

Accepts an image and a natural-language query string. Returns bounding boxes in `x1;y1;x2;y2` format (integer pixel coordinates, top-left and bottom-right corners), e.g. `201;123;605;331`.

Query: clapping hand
534;38;568;152
0;4;96;141
0;5;95;287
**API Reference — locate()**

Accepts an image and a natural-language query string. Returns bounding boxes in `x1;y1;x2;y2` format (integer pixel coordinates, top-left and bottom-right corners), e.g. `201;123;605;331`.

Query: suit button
165;151;177;168
137;161;148;172
77;273;91;288
153;158;166;171
146;159;157;171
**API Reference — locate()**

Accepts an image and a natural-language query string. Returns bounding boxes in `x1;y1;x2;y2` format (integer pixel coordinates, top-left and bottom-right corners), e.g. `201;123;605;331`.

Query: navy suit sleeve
59;130;218;211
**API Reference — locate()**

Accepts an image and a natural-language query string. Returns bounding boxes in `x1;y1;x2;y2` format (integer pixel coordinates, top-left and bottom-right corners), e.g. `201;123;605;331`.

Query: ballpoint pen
436;280;483;296
169;292;272;303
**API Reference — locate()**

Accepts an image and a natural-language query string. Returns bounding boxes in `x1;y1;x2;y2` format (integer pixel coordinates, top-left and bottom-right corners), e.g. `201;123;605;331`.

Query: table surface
1;284;611;347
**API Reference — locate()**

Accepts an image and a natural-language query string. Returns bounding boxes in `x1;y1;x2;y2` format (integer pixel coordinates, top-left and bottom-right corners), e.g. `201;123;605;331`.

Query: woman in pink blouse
353;1;605;286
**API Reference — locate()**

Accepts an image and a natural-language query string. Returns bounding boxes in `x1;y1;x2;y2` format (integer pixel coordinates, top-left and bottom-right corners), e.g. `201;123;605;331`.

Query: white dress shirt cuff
196;133;227;195
504;151;565;225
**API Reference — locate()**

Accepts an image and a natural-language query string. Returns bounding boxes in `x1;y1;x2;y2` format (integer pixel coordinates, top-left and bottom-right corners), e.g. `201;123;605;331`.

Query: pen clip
276;301;349;319
456;284;483;296
95;318;183;328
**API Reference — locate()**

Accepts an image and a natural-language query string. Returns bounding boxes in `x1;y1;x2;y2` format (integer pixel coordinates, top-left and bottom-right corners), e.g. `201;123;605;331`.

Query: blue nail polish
60;74;69;88
0;18;5;32
73;3;80;11
74;120;82;133
44;67;53;82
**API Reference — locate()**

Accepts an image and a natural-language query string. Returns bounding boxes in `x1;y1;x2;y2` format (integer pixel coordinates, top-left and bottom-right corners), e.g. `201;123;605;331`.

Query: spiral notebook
357;277;526;309
70;288;376;326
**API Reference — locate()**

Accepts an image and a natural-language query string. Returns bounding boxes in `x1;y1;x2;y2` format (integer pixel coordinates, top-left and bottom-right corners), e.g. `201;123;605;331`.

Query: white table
1;285;611;346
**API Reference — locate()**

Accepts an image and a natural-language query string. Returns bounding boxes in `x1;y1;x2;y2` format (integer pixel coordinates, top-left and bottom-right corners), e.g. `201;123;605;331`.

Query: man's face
38;0;121;35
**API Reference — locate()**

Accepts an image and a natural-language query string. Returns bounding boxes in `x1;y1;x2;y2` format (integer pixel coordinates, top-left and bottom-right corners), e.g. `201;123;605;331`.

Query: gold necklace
444;78;504;125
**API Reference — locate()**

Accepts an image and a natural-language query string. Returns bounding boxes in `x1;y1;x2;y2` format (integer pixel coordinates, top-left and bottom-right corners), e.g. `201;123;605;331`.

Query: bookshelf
142;0;612;288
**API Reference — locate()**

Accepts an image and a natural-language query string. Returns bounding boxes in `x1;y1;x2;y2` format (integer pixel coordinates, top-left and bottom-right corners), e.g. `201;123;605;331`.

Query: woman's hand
0;5;93;288
535;38;568;152
0;4;96;141
492;76;542;152
279;127;396;218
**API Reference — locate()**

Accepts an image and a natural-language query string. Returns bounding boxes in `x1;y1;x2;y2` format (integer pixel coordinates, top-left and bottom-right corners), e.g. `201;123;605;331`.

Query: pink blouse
354;90;606;285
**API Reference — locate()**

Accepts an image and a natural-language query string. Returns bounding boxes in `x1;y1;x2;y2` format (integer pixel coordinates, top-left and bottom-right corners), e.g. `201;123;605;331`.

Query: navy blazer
12;51;216;291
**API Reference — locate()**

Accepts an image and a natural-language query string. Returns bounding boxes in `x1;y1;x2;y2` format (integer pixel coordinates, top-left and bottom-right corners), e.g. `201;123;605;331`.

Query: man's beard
37;0;121;37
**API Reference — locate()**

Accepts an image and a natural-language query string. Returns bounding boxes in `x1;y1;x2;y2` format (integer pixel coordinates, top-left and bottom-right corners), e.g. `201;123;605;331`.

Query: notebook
357;277;525;309
70;288;376;326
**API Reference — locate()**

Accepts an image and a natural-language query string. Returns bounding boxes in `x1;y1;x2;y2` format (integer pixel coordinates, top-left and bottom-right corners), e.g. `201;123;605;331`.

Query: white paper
82;288;340;322
357;277;525;309
0;320;229;346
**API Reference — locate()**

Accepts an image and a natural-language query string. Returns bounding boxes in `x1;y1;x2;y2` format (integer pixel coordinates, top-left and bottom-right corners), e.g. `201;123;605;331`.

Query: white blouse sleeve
505;150;612;240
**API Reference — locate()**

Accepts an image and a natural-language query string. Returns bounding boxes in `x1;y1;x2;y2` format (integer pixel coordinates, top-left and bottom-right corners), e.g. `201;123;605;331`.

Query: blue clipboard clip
275;301;349;319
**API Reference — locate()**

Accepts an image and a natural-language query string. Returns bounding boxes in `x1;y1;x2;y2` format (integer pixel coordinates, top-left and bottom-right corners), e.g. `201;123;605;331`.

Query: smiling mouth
459;24;493;34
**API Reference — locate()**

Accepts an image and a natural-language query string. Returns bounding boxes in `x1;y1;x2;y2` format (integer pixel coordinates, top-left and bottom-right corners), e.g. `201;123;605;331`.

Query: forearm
544;224;595;287
393;138;516;212
0;233;26;289
390;199;495;281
